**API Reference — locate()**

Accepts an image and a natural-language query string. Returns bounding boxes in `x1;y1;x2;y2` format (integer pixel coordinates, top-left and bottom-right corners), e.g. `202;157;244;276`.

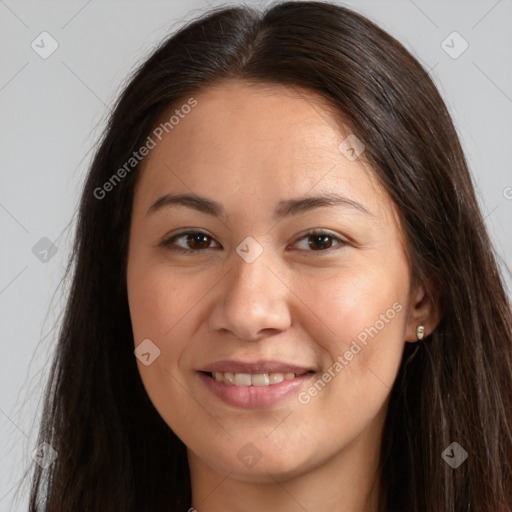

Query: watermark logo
134;338;161;366
338;134;365;161
442;442;468;469
32;237;58;263
31;31;59;59
237;442;262;468
441;31;469;59
236;236;264;263
31;441;58;469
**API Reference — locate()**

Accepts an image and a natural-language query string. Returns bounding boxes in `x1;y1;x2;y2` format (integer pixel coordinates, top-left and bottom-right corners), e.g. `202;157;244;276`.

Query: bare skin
126;80;440;512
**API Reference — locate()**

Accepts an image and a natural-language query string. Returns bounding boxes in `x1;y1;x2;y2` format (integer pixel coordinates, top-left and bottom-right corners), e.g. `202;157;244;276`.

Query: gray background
1;0;511;509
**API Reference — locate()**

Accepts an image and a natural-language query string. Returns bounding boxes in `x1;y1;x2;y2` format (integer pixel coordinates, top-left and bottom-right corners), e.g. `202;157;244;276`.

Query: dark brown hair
21;2;512;511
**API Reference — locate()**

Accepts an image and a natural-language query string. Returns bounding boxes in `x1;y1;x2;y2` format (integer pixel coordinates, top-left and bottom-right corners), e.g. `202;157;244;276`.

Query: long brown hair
22;2;512;510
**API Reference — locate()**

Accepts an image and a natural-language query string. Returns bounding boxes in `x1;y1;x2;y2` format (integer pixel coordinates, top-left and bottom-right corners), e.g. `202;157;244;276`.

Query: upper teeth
212;371;300;386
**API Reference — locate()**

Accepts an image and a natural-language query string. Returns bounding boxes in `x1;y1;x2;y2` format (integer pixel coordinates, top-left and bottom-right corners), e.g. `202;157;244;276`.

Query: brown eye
183;233;212;250
307;234;334;251
161;229;346;255
293;229;346;253
161;231;221;253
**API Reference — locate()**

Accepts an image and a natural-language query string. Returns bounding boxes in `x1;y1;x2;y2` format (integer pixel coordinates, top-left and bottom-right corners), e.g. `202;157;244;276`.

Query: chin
196;444;317;483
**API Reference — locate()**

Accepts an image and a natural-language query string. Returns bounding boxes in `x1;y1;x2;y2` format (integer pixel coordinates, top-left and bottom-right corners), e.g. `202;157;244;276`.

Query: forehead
146;80;348;170
134;79;396;226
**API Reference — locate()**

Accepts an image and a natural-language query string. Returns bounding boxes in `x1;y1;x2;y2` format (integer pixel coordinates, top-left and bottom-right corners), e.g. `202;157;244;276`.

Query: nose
208;245;292;341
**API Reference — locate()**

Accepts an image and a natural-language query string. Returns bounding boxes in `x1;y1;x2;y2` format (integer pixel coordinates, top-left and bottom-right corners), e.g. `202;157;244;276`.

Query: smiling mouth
200;370;314;387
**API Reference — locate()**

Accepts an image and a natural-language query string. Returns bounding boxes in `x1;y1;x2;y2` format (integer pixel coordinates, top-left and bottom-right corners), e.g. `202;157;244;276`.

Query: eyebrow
146;192;373;220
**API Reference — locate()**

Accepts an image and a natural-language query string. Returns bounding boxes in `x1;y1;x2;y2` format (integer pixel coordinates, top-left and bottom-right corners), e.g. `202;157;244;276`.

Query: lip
198;359;314;375
197;363;316;408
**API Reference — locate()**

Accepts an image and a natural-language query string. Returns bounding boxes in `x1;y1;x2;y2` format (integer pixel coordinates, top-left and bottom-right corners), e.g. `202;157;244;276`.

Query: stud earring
416;325;425;341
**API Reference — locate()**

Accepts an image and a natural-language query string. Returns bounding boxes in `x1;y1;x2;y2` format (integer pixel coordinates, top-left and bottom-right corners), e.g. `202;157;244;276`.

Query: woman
24;2;512;511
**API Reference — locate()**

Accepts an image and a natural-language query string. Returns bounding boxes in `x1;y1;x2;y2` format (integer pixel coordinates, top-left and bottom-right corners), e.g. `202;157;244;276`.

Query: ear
405;277;442;343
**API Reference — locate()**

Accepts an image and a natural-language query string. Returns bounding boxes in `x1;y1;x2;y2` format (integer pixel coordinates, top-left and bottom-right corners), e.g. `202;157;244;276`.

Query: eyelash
160;229;347;255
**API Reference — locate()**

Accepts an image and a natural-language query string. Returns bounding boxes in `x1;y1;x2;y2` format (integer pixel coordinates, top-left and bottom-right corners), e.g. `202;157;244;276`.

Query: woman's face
126;80;428;481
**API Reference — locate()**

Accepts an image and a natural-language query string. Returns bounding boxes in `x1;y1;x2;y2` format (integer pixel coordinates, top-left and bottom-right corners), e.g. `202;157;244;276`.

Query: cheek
127;262;208;429
127;261;201;344
126;258;191;403
292;259;408;392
